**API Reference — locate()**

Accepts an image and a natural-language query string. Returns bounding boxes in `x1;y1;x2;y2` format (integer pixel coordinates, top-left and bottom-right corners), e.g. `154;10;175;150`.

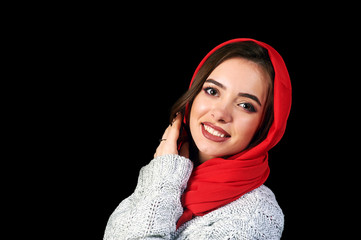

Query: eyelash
203;87;257;113
238;102;256;113
204;87;219;96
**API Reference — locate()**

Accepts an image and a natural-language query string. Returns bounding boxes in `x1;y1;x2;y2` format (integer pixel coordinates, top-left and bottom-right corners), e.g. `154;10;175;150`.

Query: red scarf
176;38;292;228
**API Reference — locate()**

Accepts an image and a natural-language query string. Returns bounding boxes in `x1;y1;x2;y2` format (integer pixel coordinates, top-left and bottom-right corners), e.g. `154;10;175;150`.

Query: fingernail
170;112;180;126
171;119;175;126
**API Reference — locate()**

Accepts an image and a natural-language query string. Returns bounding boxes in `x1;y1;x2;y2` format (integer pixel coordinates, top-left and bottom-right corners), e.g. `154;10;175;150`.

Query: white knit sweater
104;154;284;239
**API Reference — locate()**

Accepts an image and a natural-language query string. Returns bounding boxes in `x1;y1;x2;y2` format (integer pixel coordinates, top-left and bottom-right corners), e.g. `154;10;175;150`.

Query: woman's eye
239;102;256;112
204;87;218;96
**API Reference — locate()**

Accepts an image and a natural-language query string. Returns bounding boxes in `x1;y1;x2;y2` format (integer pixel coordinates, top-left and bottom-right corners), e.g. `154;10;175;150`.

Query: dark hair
170;41;274;152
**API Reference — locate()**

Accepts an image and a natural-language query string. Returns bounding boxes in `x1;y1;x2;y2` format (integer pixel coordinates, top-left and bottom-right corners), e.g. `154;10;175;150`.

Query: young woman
104;38;292;239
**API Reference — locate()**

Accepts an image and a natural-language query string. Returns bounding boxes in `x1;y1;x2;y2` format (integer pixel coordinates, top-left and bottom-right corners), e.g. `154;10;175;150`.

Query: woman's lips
201;122;231;142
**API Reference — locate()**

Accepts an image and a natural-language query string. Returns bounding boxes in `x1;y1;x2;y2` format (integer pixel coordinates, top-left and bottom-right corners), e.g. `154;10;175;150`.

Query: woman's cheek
193;94;209;113
231;114;261;147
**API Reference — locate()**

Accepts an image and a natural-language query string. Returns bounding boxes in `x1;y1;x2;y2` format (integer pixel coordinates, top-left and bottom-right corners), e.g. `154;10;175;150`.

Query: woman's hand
154;113;189;158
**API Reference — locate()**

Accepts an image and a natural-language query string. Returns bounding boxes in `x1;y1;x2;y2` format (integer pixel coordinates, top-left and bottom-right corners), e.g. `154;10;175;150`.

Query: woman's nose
210;102;233;123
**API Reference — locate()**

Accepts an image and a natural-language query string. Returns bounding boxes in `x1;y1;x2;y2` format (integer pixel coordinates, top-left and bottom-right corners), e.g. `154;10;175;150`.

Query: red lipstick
201;122;231;142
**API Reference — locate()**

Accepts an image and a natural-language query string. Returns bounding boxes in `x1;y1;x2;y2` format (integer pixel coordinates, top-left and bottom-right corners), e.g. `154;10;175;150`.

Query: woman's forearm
104;154;193;240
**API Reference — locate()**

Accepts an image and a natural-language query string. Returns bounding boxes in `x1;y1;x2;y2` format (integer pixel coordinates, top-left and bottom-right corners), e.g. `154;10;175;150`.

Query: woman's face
189;57;270;163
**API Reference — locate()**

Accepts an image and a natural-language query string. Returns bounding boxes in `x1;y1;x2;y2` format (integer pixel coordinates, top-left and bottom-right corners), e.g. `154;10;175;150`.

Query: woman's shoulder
212;185;284;237
226;185;285;237
239;184;282;207
175;185;284;239
230;185;284;221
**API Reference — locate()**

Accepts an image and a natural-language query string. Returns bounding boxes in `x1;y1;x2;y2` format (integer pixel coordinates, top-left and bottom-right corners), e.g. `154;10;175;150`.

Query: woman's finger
166;113;182;142
154;113;183;158
160;124;170;141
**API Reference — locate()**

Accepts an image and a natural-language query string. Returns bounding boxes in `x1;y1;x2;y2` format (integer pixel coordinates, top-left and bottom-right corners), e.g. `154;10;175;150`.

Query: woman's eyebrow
238;93;262;107
205;79;225;89
205;79;262;107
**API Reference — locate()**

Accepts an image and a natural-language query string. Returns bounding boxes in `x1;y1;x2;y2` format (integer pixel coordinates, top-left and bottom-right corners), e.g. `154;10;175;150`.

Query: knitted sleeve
103;154;193;240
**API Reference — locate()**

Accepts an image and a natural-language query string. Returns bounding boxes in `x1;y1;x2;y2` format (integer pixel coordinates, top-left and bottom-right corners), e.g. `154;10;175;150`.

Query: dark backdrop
67;32;308;239
29;15;350;239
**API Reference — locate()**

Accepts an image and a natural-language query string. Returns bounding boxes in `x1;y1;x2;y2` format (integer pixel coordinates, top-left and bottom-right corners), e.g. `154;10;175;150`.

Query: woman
104;38;292;239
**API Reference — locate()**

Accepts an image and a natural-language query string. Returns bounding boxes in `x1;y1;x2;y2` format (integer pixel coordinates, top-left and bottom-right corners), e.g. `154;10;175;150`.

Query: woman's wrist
152;154;193;182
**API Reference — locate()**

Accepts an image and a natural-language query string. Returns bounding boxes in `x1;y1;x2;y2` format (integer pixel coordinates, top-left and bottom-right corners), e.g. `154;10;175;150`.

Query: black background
14;8;355;239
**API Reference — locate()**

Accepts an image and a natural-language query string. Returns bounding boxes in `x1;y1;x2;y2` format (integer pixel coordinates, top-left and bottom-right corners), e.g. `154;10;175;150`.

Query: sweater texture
104;154;284;239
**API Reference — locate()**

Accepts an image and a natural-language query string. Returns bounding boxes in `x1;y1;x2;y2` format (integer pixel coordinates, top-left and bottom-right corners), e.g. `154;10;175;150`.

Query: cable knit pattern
104;154;284;239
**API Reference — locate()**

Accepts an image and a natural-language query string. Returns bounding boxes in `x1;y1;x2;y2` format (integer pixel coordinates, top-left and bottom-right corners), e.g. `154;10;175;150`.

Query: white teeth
204;124;226;138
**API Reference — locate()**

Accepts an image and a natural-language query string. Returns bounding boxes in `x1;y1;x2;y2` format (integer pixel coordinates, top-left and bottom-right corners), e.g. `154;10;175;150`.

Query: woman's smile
201;122;231;142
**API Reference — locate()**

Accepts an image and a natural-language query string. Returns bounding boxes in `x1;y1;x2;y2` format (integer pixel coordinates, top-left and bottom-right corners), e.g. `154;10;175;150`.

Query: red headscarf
176;38;292;228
